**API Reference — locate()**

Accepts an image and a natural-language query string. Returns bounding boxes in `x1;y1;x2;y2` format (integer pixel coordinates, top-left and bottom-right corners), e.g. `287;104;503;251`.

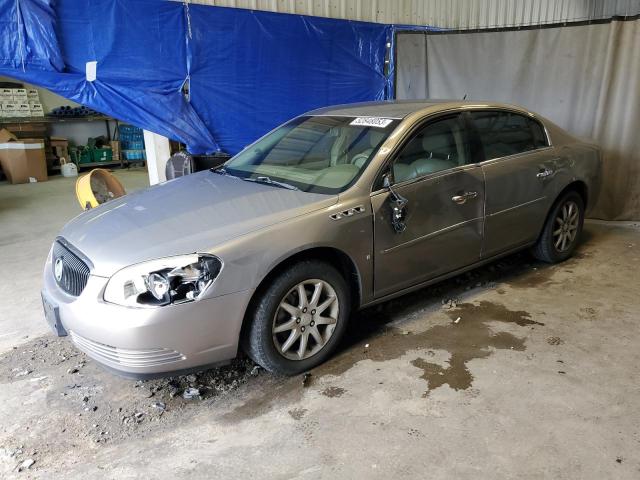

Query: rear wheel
244;260;350;375
532;190;584;263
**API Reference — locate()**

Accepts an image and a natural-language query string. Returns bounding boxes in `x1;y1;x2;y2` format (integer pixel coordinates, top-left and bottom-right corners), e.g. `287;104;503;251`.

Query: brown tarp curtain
396;18;640;220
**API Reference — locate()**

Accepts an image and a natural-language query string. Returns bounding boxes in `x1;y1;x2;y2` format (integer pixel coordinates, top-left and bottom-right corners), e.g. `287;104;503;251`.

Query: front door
372;114;485;298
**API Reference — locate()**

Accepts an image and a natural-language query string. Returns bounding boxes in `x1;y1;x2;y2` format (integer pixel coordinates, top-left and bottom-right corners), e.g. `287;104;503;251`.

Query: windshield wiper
211;166;229;175
243;176;299;191
210;166;240;179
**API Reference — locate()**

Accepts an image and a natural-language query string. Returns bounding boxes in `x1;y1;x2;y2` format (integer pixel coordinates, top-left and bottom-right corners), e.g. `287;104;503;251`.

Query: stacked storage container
0;88;44;118
118;124;146;163
26;89;44;117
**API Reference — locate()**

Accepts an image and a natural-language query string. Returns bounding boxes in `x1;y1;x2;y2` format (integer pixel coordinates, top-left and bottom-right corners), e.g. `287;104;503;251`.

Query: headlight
103;254;222;308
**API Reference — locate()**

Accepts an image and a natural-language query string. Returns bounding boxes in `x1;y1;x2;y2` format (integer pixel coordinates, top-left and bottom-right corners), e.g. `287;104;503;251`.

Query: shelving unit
77;160;125;170
1;111;150;175
0;115;131;171
0;115;115;138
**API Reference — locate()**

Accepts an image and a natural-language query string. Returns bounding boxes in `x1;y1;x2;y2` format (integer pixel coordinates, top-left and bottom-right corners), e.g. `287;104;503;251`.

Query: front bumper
42;254;253;377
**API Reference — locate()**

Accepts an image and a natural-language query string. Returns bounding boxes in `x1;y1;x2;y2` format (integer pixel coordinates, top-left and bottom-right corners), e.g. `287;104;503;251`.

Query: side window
392;115;470;183
528;118;548;148
471;111;544;161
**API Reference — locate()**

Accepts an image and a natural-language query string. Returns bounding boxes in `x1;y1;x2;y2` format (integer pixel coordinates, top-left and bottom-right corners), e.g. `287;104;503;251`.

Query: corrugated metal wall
187;0;640;27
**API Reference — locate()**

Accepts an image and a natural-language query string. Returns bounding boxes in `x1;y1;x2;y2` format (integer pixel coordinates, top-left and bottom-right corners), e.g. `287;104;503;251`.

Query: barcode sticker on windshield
350;117;393;128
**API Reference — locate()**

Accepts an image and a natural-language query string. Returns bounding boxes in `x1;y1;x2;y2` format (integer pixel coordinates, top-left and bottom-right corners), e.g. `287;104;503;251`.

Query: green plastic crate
92;148;113;163
78;148;93;164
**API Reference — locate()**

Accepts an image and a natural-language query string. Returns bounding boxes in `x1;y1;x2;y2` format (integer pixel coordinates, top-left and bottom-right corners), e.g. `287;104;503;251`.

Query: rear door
371;113;485;297
469;110;558;257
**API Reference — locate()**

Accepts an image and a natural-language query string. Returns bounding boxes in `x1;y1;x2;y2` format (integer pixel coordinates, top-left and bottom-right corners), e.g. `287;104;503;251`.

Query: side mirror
382;171;392;189
381;170;408;234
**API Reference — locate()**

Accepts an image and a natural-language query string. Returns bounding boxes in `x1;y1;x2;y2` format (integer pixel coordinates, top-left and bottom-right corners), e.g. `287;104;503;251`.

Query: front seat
411;130;457;176
350;130;386;168
330;129;349;166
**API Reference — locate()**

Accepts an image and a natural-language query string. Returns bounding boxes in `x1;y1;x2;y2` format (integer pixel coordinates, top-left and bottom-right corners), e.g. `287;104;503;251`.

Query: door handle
537;168;553;178
451;191;478;205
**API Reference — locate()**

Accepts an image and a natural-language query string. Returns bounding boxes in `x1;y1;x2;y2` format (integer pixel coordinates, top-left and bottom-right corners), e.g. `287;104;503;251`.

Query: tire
244;260;351;375
532;190;584;263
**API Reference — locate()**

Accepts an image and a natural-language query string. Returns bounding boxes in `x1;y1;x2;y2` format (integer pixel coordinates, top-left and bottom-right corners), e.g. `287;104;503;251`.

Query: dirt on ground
0;250;554;474
2;225;640;478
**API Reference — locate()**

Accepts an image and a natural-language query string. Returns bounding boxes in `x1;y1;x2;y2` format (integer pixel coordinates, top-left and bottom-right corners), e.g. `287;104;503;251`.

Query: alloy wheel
553;200;580;252
272;279;339;361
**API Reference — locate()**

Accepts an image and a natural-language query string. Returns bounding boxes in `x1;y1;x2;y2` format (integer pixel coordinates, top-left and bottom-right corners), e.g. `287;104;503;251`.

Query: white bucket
60;158;78;178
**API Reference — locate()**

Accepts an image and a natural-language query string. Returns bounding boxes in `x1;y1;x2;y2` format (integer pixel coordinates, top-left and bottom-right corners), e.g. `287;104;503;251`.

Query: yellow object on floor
75;169;126;210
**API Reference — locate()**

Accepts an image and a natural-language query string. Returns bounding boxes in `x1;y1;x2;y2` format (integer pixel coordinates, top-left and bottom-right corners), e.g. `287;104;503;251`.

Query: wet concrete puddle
321;301;541;396
226;300;543;420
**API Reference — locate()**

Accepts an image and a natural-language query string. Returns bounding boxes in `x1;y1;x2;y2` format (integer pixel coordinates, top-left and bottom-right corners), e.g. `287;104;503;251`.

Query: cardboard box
26;89;40;100
110;140;121;161
0;129;12;143
1;102;17;117
11;89;28;103
50;137;69;160
0;129;48;184
29;103;44;117
1;122;48;138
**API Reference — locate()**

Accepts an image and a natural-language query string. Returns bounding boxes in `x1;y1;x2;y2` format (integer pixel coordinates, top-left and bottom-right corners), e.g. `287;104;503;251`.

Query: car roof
307;100;531;119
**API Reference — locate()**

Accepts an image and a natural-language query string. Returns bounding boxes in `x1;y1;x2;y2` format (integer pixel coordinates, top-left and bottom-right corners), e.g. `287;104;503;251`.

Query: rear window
470;111;548;160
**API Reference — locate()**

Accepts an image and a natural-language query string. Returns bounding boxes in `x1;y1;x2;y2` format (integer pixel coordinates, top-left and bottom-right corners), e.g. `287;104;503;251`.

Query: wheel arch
536;179;588;243
239;246;362;342
561;179;588;208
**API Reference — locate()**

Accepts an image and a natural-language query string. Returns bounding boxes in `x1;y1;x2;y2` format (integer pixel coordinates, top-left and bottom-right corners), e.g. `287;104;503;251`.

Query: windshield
222;115;399;194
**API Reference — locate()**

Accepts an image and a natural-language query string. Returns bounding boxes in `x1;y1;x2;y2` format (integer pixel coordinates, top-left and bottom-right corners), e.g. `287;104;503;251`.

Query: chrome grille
70;332;185;368
52;241;90;296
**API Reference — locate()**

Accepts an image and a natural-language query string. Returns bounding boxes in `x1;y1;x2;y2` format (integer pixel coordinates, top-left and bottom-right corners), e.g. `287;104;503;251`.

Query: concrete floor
1;170;639;479
0;169;149;354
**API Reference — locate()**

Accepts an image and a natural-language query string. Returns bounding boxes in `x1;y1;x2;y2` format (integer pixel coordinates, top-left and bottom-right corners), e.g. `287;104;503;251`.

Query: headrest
422;130;453;152
393;163;418;183
368;130;386;148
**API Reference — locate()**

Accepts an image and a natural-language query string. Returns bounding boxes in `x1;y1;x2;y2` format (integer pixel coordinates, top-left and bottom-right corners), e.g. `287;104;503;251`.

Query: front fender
202;198;374;304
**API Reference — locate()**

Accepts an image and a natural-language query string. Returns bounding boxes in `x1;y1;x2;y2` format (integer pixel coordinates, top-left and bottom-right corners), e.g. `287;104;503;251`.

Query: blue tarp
0;0;396;154
0;0;62;71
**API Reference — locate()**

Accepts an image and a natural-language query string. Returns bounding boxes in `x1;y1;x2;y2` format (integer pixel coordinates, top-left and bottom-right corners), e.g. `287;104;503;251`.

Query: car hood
60;171;337;277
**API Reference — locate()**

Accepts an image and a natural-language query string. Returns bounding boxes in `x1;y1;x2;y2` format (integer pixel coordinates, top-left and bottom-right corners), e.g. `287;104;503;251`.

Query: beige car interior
392;118;467;183
317;129;388;186
254;125;390;189
237;116;474;189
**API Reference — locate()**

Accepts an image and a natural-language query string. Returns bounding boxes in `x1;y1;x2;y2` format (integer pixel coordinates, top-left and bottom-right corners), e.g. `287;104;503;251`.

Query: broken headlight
103;254;222;308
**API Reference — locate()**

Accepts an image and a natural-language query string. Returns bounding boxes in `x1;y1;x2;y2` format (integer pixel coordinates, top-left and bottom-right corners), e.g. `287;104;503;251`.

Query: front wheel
244;260;350;375
532;190;584;263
